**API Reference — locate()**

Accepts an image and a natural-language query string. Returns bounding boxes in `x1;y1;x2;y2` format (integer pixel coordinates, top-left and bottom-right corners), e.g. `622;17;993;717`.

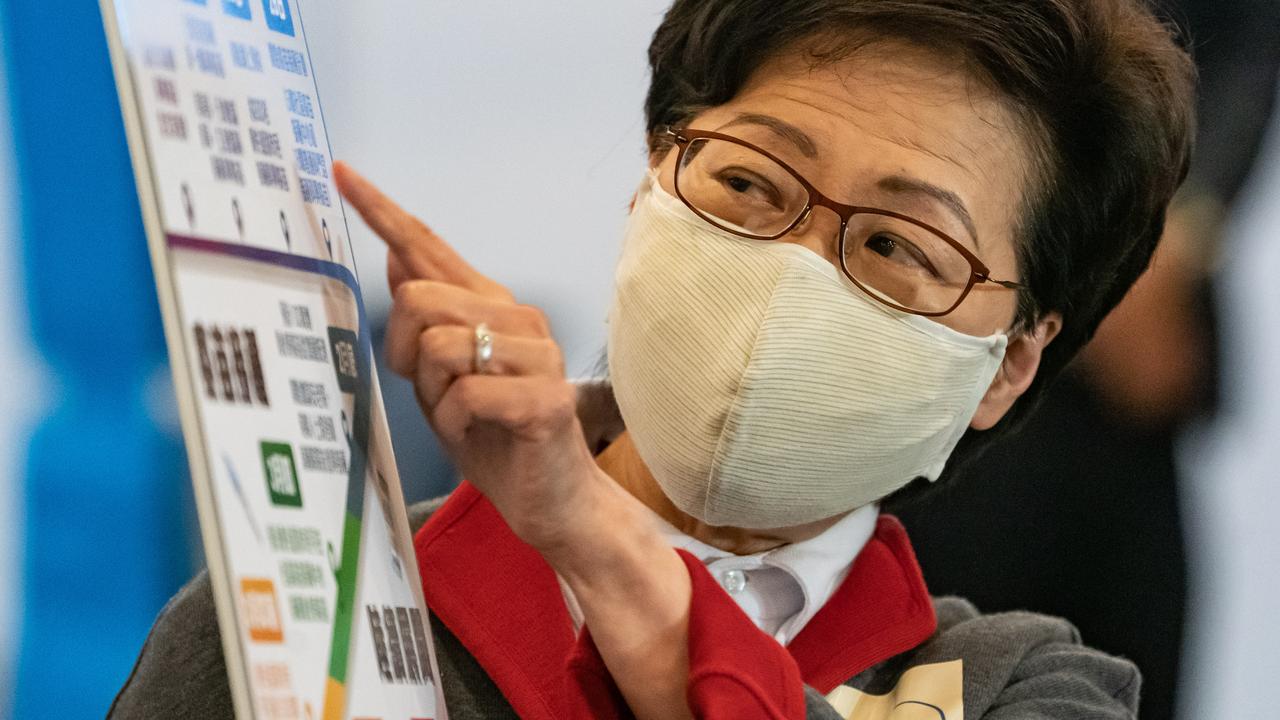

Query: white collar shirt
559;502;879;647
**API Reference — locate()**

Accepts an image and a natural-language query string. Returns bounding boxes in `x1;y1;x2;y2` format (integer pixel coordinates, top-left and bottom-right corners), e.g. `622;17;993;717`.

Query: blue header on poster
262;0;293;36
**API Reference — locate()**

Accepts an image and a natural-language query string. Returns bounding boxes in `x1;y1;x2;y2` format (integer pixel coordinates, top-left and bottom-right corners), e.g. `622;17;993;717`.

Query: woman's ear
970;312;1062;430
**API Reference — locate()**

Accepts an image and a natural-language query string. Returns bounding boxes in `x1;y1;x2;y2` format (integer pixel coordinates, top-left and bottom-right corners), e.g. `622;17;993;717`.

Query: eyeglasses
666;128;1025;317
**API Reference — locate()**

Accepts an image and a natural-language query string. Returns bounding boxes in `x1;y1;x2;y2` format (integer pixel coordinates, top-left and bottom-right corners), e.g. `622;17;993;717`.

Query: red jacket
416;482;937;719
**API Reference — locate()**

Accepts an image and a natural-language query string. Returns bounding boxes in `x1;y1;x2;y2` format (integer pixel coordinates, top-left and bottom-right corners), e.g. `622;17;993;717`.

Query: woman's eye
715;169;780;207
863;233;937;275
866;233;900;258
866;233;920;265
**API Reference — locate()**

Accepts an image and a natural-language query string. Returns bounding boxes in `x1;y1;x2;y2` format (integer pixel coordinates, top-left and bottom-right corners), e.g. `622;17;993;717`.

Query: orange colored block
240;578;284;643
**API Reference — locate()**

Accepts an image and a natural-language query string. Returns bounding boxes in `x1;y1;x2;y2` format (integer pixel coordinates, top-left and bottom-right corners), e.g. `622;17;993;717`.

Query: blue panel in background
222;0;252;21
261;0;294;36
0;1;194;717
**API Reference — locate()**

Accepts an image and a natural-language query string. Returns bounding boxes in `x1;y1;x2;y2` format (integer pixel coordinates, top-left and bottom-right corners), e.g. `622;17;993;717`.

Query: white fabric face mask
606;172;1009;529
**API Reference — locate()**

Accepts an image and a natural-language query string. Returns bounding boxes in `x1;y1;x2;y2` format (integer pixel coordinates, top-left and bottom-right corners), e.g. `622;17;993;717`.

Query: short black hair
644;0;1196;498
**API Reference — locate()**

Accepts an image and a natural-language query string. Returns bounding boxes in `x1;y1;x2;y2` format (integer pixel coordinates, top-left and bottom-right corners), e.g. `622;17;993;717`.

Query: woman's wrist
537;469;663;583
539;472;690;630
540;472;695;720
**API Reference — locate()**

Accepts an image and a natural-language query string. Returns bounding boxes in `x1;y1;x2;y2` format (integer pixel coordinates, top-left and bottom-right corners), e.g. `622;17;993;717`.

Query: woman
112;0;1194;717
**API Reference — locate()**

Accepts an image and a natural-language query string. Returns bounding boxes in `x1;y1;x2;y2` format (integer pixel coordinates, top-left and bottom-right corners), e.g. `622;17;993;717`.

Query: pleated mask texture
607;172;1008;528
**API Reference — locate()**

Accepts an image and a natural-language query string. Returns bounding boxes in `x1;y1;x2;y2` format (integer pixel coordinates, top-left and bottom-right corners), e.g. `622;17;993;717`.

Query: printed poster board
99;1;448;718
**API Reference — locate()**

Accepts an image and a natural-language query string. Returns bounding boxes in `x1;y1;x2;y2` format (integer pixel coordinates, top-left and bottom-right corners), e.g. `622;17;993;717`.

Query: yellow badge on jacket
824;660;963;719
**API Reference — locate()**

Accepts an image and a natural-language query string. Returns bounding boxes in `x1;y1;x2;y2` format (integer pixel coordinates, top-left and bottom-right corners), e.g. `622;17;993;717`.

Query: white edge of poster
99;2;266;718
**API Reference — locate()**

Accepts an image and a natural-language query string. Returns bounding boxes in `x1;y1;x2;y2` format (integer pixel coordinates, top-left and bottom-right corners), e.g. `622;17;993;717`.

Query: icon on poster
262;0;294;36
328;327;360;393
261;441;302;507
240;578;285;643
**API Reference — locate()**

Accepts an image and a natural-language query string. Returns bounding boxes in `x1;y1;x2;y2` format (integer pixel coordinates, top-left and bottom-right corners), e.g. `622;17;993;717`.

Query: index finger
334;161;510;301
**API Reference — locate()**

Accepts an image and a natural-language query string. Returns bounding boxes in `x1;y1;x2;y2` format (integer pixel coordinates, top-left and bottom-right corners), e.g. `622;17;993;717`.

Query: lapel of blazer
416;484;937;713
786;514;937;693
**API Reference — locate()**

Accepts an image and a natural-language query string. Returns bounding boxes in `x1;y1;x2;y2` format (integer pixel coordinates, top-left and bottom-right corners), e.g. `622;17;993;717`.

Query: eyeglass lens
676;136;975;315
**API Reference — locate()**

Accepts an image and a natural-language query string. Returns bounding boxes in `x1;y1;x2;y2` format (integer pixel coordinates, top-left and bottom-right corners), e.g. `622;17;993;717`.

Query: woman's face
651;39;1036;339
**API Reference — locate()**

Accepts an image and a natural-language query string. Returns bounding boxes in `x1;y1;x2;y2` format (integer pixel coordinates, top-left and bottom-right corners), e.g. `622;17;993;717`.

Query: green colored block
260;441;302;508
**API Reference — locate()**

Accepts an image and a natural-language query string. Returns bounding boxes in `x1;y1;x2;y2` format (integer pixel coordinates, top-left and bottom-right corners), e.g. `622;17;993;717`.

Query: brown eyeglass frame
666;127;1025;317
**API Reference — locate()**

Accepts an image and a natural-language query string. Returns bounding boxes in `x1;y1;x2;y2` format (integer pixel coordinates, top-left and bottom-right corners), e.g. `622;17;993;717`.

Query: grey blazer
108;495;1140;719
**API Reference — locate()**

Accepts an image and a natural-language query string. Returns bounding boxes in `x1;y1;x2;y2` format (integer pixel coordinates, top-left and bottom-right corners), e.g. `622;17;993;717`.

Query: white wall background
298;1;673;375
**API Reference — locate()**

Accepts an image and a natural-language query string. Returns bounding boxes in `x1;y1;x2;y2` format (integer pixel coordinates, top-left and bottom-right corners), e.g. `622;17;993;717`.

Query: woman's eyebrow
876;174;979;247
713;115;979;246
719;113;819;158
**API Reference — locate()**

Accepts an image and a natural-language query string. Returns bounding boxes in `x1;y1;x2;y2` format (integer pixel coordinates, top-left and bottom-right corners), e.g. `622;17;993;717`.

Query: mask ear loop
989;300;1056;398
